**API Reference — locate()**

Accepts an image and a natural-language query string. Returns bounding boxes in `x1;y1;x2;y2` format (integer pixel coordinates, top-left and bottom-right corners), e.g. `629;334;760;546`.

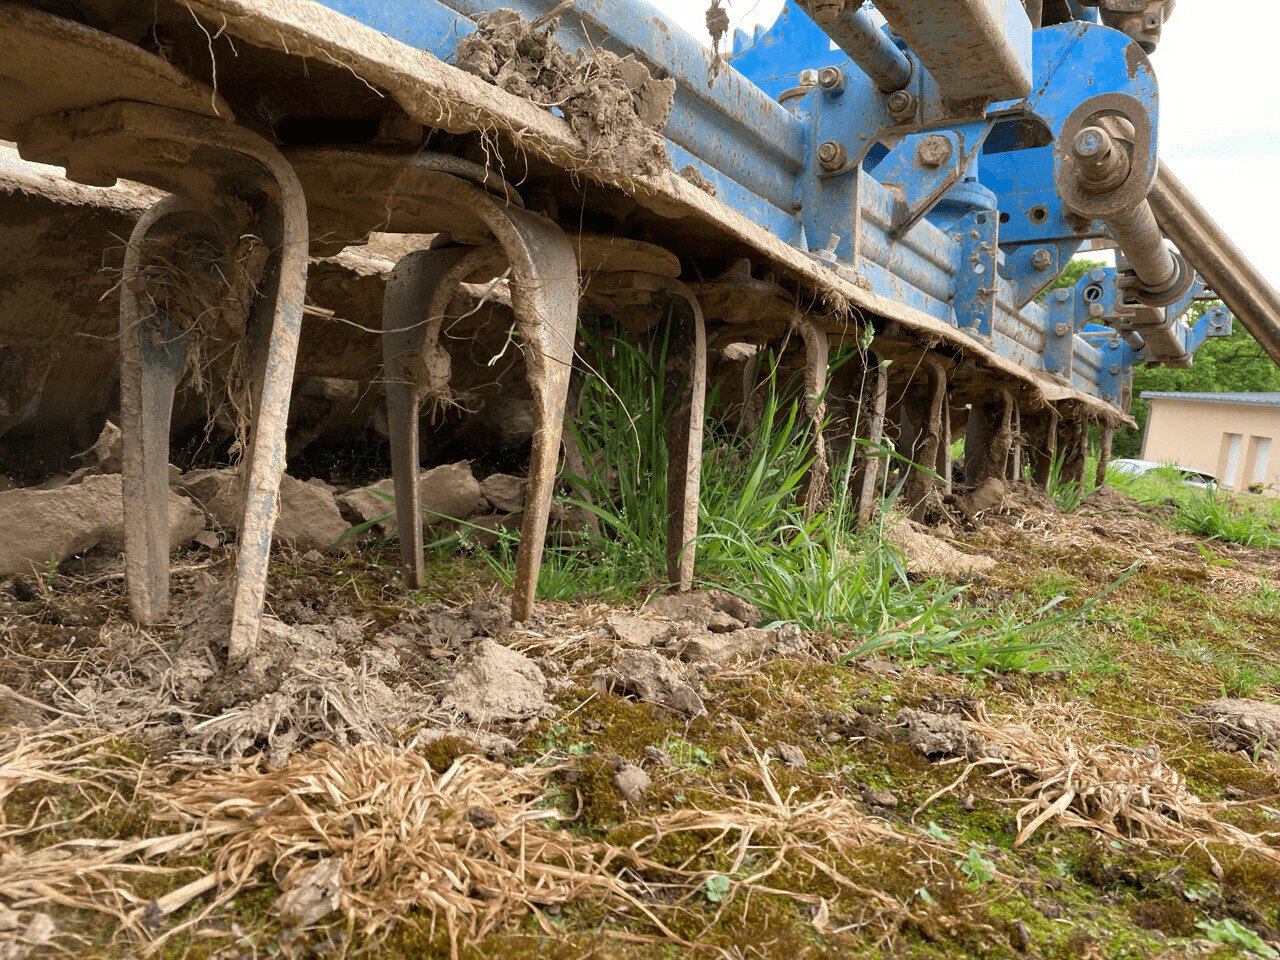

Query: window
1251;437;1272;485
1222;433;1243;488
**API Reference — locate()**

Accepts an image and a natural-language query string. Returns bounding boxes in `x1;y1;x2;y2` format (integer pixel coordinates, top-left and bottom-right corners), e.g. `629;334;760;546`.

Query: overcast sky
648;0;1280;286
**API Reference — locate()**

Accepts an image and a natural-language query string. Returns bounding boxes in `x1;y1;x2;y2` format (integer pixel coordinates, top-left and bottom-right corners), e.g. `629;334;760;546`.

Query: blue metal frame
315;0;1229;413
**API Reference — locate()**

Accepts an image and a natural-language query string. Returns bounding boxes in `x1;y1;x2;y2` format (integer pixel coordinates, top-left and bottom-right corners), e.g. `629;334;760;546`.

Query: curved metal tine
382;246;474;587
662;283;707;591
119;197;215;623
583;272;707;592
797;317;831;519
13;99;309;663
225;146;310;666
341;155;579;621
498;207;578;622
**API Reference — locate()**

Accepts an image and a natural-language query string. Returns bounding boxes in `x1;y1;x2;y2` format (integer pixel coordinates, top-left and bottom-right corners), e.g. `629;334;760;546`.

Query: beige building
1141;392;1280;494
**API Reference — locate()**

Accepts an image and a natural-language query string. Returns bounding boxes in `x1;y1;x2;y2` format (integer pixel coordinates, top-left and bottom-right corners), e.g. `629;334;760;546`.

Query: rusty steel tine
382;246;474;588
1032;406;1060;490
578;270;706;591
1096;422;1115;487
937;395;953;495
904;356;947;520
381;160;578;621
1008;399;1024;483
225;147;310;667
662;282;707;591
963;387;1014;485
856;356;889;527
119;197;206;623
797;316;831;519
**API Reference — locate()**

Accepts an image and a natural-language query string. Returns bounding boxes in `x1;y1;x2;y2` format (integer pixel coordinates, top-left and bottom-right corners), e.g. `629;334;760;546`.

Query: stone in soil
336;461;483;534
479;472;525;513
442;639;549;724
0;473;203;575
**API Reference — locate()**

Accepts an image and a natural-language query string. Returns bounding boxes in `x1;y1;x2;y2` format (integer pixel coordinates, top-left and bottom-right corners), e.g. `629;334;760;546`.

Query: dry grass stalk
918;702;1280;864
1;726;950;957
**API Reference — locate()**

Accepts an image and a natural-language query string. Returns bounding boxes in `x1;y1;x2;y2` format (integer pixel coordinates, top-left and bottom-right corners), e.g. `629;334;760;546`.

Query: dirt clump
644;588;759;628
612;761;651;803
479;472;525;513
276;856;345;928
456;8;675;179
886;516;996;579
898;707;990;759
179;468;349;552
442;639;550;724
596;649;706;716
774;742;808;770
1195;698;1280;762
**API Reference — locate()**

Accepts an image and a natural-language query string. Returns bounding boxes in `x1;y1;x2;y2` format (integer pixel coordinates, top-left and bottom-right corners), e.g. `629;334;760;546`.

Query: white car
1108;458;1217;489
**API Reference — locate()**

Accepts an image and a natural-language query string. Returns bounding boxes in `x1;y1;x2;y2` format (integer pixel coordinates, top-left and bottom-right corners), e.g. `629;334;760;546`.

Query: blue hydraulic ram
1;0;1276;645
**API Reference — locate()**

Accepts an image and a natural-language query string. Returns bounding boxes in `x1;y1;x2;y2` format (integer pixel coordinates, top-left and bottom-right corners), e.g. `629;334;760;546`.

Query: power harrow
1;0;1277;661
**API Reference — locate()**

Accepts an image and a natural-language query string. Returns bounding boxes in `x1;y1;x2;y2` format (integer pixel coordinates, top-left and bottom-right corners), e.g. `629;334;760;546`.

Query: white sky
648;0;1280;285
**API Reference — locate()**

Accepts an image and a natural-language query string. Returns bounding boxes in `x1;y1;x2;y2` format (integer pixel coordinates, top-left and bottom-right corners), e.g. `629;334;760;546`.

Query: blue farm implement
0;0;1276;656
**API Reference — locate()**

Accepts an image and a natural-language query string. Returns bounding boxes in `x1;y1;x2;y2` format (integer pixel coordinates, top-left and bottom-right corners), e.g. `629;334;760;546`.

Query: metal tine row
0;5;1094;668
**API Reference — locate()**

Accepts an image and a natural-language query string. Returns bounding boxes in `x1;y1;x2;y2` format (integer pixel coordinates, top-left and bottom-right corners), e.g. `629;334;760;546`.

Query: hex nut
1054;322;1070;337
916;134;952;168
1031;248;1053;271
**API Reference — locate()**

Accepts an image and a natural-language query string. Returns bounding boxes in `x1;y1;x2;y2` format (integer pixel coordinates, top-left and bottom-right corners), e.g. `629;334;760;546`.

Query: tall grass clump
1105;464;1280;547
474;326;1117;674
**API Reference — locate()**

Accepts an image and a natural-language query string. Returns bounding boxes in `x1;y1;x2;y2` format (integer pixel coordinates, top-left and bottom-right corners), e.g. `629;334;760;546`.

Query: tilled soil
2;487;1280;959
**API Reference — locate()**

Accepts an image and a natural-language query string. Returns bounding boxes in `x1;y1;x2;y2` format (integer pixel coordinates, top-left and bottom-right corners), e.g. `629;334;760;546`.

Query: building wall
1142;400;1280;494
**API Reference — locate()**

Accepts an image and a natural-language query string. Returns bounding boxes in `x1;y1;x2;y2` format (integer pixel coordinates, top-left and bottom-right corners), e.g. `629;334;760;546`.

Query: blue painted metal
313;0;1230;415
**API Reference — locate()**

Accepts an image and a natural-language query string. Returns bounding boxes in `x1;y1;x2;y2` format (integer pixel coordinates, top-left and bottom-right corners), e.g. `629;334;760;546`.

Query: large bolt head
1054;289;1071;303
818;66;846;93
1072;126;1113;163
1031;248;1053;271
1054;322;1070;337
916;134;952;168
886;90;917;119
817;140;848;172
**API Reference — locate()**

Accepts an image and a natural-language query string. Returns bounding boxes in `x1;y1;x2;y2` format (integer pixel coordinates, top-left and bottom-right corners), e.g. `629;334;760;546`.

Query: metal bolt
818;66;847;94
1054;289;1071;303
1109;363;1121;375
1072;126;1130;191
818;140;848;172
799;68;820;87
886;90;917;120
915;134;952;168
1031;248;1053;271
1089;303;1105;318
1054;322;1070;337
